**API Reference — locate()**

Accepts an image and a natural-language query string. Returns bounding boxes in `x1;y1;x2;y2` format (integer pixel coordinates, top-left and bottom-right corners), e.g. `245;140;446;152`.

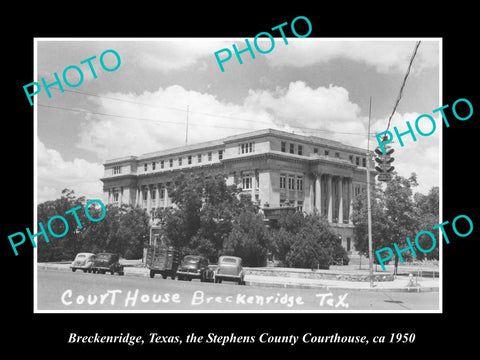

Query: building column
315;173;321;215
251;171;256;202
155;184;160;209
164;185;168;208
135;187;140;207
338;177;343;224
348;178;354;224
309;179;314;214
146;185;151;212
327;175;333;223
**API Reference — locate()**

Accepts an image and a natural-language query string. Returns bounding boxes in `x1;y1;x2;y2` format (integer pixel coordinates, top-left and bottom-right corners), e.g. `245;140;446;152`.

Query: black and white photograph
4;6;478;355
32;37;441;313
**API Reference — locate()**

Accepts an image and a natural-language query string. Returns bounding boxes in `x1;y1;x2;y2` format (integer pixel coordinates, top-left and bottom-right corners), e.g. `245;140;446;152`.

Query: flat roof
105;128;367;164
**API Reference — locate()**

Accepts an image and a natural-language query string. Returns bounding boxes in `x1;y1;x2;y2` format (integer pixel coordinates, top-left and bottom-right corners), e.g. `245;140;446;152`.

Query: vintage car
214;256;245;285
71;252;96;273
92;253;124;275
177;255;214;282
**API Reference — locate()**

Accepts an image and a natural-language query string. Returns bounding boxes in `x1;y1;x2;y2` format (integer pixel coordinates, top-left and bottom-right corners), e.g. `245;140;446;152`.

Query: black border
5;5;478;355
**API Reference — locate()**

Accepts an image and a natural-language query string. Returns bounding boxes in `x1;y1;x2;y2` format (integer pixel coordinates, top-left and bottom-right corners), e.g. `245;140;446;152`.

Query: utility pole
366;96;374;288
185;105;189;145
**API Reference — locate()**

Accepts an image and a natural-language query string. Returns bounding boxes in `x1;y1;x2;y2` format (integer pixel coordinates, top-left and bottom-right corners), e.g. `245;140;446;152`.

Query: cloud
265;39;439;74
73;82;438;196
37;140;104;203
127;39;231;72
75;82;366;160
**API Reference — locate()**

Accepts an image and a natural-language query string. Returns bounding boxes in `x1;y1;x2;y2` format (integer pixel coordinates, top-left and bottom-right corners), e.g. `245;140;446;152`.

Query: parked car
71;252;96;273
214;256;245;285
92;253;124;275
177;255;214;282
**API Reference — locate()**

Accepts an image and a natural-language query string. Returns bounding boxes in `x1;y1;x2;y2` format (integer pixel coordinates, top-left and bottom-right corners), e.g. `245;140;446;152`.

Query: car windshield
76;255;86;260
97;253;112;260
221;257;237;264
184;256;199;263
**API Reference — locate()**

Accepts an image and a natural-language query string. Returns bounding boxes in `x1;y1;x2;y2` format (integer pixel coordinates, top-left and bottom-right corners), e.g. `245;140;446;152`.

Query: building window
362;157;366;167
313;148;318;154
144;163;148;171
356;156;360;166
208;152;212;161
218;150;223;160
151;188;156;200
297;176;303;191
335;152;340;158
152;162;156;170
160;160;164;169
288;175;295;190
113;189;119;202
143;190;148;201
281;141;286;152
297;201;303;212
178;157;182;166
160;188;165;198
347;237;351;252
197;154;202;163
240;142;255;154
280;174;286;189
349;155;353;163
289;143;294;154
113;166;121;175
298;145;303;155
188;155;192;165
242;175;252;190
169;159;173;168
324;150;329;156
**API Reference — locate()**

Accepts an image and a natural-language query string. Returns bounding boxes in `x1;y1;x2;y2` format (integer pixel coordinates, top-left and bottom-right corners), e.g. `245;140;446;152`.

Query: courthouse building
100;128;374;253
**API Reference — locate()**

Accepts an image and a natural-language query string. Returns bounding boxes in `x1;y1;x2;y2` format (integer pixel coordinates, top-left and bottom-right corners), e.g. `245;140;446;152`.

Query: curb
245;280;439;292
37;263;439;292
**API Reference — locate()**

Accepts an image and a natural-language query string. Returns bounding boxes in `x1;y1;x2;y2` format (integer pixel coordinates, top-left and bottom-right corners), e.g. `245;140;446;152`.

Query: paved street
36;268;439;311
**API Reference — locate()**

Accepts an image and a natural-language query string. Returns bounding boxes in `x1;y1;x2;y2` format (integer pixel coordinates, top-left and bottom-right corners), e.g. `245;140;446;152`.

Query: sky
35;38;441;203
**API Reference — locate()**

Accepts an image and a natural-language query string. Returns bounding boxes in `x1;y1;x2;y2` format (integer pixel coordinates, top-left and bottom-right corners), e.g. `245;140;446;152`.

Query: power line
384;41;421;133
37;103;256;131
46;87;371;137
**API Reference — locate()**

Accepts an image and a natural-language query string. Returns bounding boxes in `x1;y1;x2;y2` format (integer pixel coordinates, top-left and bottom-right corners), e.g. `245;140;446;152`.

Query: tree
285;215;341;269
413;186;439;260
37;189;89;262
268;212;345;269
223;209;270;267
352;173;422;274
384;173;419;273
153;172;259;260
37;189;151;261
352;185;392;263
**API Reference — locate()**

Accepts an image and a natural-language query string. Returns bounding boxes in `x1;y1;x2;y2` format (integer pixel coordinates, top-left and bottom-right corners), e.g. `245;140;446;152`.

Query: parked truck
145;244;180;279
144;225;181;280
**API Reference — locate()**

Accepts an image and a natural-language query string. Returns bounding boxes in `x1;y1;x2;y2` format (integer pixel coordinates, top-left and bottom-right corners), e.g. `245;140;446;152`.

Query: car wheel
119;271;124;276
149;271;155;278
162;274;168;279
71;268;76;272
